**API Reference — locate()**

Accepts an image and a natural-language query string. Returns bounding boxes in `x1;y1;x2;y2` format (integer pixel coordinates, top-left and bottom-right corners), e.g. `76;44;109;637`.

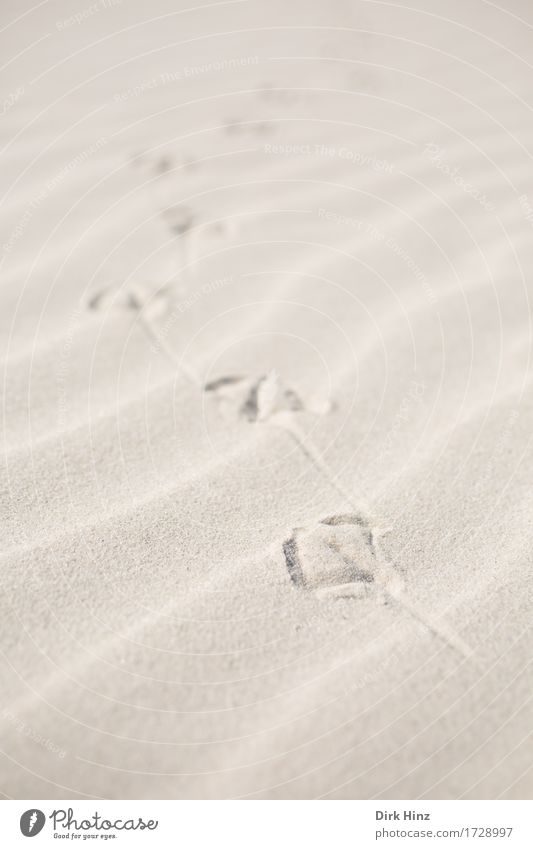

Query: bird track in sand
206;372;471;657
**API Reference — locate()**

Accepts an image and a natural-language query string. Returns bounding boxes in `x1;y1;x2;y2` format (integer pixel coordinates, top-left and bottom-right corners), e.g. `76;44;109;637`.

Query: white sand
1;0;532;799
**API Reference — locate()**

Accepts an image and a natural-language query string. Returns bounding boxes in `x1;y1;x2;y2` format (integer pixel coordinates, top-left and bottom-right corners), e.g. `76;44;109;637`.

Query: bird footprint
284;515;472;657
205;370;330;423
86;281;169;320
283;514;401;599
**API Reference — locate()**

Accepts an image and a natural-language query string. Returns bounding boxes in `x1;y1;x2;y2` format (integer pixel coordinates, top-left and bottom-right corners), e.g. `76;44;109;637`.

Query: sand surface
1;0;532;799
